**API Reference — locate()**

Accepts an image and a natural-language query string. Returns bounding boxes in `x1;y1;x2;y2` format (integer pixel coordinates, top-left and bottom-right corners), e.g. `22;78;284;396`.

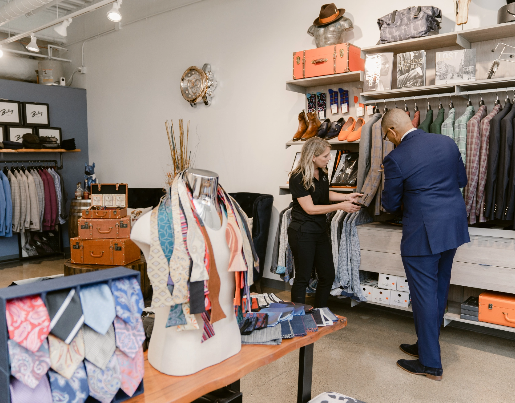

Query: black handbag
377;6;441;44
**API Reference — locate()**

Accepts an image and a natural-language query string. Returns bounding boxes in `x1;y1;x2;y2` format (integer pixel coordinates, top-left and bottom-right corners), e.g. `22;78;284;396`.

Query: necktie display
45;288;84;344
115;347;144;397
85;355;122;403
83;324;116;370
48;363;89;403
165;303;187;327
10;375;53;403
113;316;146;358
8;338;50;388
80;283;116;335
111;277;144;327
48;329;85;379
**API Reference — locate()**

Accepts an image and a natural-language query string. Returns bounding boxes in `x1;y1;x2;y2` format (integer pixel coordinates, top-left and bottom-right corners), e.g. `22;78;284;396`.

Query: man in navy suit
381;109;470;381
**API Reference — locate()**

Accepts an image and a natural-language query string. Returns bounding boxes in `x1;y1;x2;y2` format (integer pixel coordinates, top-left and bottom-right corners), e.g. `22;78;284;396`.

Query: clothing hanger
449;96;454;109
438;97;443;109
414;101;419;112
404;99;409;112
383;99;388;113
427;100;432;111
479;93;485;106
373;105;380;113
505;90;511;105
467;96;472;107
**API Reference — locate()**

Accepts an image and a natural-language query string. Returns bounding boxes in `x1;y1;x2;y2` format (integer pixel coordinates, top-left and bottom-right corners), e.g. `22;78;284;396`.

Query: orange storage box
478;292;515;328
78;217;131;240
293;43;364;80
70;238;140;265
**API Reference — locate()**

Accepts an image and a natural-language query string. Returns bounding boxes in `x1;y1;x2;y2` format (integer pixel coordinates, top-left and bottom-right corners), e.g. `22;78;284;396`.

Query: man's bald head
381;108;415;146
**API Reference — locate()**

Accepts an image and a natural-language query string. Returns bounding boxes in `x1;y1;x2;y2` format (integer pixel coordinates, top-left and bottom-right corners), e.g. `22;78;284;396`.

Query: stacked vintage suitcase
70;183;141;265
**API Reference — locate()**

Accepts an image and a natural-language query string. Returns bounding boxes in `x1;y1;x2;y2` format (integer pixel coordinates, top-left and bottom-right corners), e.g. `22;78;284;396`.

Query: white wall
65;0;506;281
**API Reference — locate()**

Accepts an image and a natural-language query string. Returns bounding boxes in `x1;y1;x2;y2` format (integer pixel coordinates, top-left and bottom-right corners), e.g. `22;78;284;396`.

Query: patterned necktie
110;277;144;327
45;288;84;344
165;304;187;328
115;347;144;397
6;295;51;352
10;374;53;403
8;338;50;388
84;324;116;370
79;283;116;335
113;317;145;358
48;328;85;379
48;363;89;403
85;355;121;403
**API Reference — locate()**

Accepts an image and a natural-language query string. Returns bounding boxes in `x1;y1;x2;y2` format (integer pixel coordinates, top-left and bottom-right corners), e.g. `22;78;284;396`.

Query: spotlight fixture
26;34;39;53
54;18;72;37
107;0;122;22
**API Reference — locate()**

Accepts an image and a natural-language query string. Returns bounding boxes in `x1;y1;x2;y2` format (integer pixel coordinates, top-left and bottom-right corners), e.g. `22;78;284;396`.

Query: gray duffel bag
378;6;441;44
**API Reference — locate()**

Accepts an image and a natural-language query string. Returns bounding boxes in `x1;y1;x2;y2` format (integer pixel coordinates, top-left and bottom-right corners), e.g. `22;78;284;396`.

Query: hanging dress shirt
8;171;21;233
455;106;476;168
31;170;45;231
0;171;12;237
40;170;53;231
25;170;40;231
411;110;420;128
0;173;5;236
441;108;455;140
15;171;28;231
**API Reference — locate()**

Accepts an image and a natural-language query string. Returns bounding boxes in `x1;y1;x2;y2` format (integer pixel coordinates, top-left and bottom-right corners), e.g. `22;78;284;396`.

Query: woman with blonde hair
289;137;362;307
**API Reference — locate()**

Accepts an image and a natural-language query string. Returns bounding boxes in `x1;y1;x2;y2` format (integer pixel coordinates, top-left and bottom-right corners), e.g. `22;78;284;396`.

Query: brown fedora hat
313;3;346;26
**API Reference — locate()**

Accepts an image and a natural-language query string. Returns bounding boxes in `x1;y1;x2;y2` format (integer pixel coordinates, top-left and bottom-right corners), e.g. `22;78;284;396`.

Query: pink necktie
8;339;50;388
115;347;144;397
113;317;145;358
10;375;53;403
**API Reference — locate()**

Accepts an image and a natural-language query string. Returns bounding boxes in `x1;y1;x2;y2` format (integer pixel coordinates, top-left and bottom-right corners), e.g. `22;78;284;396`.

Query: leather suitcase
83;183;128;219
82;207;128;219
70;238;141;265
78;217;131;240
478;292;515;328
293;43;364;80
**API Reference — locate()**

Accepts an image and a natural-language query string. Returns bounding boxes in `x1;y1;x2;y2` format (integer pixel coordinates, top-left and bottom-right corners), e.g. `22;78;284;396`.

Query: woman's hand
337;201;361;213
346;193;363;203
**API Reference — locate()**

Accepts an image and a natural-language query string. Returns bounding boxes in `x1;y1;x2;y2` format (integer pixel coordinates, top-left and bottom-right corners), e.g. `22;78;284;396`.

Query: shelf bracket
443;317;453;327
456;34;471;49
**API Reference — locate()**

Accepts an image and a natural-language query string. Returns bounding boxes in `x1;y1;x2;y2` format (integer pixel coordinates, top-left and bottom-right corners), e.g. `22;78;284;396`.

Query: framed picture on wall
22;102;50;127
36;127;61;147
7;126;34;143
0;100;22;125
0;125;6;142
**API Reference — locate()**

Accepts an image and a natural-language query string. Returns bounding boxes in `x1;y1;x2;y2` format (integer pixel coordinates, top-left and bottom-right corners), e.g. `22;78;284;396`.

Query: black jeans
287;227;335;308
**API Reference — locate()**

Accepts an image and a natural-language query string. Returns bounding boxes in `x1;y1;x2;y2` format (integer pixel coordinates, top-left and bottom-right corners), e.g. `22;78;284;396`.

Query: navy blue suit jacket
382;129;470;256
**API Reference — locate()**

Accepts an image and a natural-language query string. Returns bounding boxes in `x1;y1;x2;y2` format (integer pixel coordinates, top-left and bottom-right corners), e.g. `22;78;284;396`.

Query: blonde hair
290;137;331;190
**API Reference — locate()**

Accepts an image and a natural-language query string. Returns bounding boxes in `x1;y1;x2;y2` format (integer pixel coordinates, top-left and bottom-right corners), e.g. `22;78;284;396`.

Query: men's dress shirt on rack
419;109;433;133
48;363;89;403
15;171;27;231
10;375;53;403
464;105;487;224
25;170;40;230
84;324;116;370
48;330;85;379
8;171;20;233
80;283;116;335
506;116;515;222
357;112;382;192
0;173;5;236
441;108;456;140
412;110;420;128
476;104;501;222
360;118;383;207
46;288;85;343
8;338;51;388
270;205;291;275
430;107;445;134
277;208;292;274
455;106;476;168
494;103;515;219
40;170;52;230
0;171;12;236
85;354;122;403
484;103;512;220
31;170;45;230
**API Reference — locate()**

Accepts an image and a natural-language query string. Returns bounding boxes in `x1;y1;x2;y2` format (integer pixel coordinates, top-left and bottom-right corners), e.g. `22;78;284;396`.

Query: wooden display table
63;257;151;301
130;316;347;403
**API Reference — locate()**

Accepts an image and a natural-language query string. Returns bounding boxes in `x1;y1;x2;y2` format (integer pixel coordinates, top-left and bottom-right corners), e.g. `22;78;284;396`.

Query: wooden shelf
355;299;412;312
286;138;360;148
286;71;363;92
0;149;81;153
444;302;515;333
279;185;356;195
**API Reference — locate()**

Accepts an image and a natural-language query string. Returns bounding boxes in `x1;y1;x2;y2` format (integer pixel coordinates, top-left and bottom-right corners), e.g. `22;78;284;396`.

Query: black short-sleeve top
289;168;329;233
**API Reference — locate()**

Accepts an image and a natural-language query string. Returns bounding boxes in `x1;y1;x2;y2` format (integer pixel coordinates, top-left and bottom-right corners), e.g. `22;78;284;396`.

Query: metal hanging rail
1;159;60;169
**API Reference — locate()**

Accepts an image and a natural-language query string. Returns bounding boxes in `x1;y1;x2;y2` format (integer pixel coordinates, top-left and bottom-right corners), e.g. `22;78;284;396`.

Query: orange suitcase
293;43;364;80
70;238;141;265
82;208;128;219
478;292;515;328
83;183;128;219
78;217;131;240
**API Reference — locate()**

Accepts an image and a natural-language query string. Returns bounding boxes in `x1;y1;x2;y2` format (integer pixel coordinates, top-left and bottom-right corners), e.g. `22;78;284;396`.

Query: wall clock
180;63;217;107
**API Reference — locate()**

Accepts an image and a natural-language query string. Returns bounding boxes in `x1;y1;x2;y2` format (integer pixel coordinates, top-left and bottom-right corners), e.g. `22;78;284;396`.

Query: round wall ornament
180;63;217;107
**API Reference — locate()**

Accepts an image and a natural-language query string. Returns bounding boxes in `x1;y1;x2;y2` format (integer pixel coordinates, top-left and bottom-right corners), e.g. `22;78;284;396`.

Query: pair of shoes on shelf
293;110;322;141
398;343;442;381
338;117;365;142
319;118;346;140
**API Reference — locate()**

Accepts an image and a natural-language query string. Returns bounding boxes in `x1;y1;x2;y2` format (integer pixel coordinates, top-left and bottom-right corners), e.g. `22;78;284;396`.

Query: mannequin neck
184;168;222;230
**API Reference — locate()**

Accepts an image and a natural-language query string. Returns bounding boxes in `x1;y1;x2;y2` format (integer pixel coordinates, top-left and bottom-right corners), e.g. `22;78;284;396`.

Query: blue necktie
48;363;89;403
80;283;116;335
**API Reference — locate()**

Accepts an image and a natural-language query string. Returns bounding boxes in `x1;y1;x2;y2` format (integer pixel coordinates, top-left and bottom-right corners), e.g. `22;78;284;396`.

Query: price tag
318;111;325;120
331;104;338;114
357;106;364;117
367;105;374;115
341;104;348;114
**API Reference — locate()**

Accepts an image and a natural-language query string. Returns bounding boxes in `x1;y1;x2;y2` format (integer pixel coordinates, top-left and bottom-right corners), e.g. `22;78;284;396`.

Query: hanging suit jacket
412;110;420;128
484;103;512;220
505;116;515;222
430;108;445;134
359;119;383;207
382;129;469;256
356;113;382;193
494;103;515;219
0;171;12;237
418;109;433;132
8;171;20;233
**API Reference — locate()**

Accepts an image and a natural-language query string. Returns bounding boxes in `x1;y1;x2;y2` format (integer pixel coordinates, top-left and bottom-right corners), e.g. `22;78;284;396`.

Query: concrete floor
2;261;515;402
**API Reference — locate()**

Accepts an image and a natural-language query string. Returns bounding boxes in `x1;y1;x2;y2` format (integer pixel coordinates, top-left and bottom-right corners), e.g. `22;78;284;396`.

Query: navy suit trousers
401;248;457;369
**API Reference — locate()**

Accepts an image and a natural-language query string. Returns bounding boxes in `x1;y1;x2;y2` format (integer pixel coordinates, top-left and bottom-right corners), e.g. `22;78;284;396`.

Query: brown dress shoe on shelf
293;110;308;141
301;112;322;141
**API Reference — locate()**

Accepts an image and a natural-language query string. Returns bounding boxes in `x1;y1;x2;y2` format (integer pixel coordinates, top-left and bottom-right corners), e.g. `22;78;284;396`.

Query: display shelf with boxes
444;301;515;334
285;138;360;148
286;71;364;93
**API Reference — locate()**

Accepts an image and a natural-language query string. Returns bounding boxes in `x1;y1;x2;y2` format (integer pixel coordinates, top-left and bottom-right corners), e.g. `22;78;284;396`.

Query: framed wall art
22;102;50;127
7;126;34;143
0;125;6;142
36;127;62;145
0;101;22;125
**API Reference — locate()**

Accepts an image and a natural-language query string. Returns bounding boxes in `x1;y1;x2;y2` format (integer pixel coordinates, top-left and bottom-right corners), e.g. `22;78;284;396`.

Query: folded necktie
6;295;50;352
84;324;116;370
85;355;121;403
10;375;53;403
48;328;85;379
80;283;116;335
45;288;84;344
290;316;307;337
280;320;294;339
115;347;144;397
302;314;318;333
48;363;89;403
113;316;145;358
266;312;281;327
110;277;144;327
8;338;50;388
320;307;338;322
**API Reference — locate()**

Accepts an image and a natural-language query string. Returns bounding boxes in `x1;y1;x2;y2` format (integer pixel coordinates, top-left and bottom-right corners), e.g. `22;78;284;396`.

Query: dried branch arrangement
165;119;192;184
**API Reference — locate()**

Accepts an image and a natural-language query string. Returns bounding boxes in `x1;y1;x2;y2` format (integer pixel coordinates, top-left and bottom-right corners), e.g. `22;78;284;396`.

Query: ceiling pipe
24;0;68;18
0;0;59;27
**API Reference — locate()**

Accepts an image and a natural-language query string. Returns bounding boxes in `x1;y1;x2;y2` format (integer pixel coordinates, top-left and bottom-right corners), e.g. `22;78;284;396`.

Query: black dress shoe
325;117;345;139
400;343;419;357
316;119;331;138
397;359;443;381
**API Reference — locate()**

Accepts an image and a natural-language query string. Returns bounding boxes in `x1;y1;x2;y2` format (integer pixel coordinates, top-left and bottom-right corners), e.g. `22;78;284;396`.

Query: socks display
328;89;339;115
316;92;326;119
338;88;349;114
306;93;316;114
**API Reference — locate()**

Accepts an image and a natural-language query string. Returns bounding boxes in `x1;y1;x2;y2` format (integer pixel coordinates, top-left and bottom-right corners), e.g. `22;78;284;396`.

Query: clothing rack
1;159;59;169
